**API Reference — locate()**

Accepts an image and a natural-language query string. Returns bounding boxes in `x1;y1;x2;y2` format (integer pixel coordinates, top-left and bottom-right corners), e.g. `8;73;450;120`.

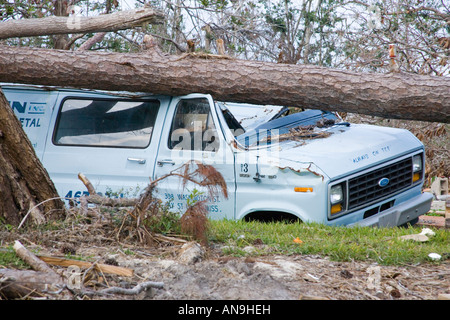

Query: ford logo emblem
378;177;390;187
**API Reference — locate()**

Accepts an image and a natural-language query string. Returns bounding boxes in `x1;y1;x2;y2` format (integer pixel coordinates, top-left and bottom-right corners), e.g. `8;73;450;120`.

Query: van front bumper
347;192;433;227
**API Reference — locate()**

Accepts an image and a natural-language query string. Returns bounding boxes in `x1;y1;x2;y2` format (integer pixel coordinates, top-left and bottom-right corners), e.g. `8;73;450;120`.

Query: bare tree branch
0;6;164;40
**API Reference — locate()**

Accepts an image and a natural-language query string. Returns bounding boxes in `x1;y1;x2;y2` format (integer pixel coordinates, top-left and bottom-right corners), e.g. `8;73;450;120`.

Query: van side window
54;98;160;148
169;98;218;151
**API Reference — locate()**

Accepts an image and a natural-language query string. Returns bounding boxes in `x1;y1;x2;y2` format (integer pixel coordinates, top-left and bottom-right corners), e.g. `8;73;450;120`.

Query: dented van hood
271;124;423;180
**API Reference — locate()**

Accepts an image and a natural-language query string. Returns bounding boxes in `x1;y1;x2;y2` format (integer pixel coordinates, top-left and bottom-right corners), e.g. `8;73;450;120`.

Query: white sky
119;0;138;10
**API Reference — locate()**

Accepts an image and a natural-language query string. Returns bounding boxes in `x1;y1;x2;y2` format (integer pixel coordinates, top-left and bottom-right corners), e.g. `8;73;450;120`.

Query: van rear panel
3;85;58;159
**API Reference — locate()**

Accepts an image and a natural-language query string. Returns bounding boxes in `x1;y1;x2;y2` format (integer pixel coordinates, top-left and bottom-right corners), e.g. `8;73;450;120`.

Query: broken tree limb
78;32;107;51
84;194;138;207
77;172;138;207
13;241;56;274
0;45;448;123
0;7;164;40
78;173;96;195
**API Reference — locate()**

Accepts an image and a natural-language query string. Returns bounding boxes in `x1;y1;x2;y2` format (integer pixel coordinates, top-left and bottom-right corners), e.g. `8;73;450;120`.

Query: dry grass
180;201;209;244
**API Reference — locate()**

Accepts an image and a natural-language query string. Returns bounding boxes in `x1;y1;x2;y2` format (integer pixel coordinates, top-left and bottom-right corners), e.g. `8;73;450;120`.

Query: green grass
208;219;450;265
0;246;31;269
1;216;448;268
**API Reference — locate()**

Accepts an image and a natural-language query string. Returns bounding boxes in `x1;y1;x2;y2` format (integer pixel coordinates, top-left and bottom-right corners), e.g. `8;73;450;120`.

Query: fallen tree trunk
0;45;448;123
0;89;65;226
0;7;164;40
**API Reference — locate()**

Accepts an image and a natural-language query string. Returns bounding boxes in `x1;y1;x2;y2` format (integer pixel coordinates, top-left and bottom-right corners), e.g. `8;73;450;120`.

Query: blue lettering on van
9;101;45;114
65;190;90;198
19;118;41;127
28;103;46;115
352;146;391;164
174;202;221;213
206;204;220;213
352;154;369;163
176;193;220;202
10;101;27;113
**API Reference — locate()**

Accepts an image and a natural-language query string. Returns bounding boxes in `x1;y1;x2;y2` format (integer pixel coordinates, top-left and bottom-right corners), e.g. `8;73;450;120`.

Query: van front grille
348;158;413;210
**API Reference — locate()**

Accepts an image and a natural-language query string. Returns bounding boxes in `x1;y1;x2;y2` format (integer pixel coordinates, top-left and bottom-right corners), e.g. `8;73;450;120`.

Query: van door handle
157;159;175;167
127;157;146;164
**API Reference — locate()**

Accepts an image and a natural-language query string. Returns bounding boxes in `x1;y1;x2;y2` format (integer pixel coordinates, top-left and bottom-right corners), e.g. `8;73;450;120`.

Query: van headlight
329;183;346;215
330;184;344;204
412;154;423;183
412;154;422;172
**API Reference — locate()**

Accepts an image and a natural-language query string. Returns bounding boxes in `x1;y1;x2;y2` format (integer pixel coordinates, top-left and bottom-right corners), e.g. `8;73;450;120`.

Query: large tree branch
0;7;164;40
0;45;448;123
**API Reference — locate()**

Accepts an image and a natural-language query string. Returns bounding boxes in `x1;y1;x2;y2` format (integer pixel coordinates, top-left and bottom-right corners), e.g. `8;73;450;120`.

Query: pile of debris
419;177;450;229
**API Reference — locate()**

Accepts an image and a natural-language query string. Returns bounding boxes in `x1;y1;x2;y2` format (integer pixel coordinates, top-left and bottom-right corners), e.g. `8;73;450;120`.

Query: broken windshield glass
236;109;339;148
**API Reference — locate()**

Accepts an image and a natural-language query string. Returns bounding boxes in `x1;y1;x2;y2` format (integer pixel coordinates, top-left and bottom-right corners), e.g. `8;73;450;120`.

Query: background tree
338;0;450;75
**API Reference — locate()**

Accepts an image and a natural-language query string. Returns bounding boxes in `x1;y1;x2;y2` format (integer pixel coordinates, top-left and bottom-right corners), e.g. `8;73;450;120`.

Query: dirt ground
111;243;450;300
2;221;449;301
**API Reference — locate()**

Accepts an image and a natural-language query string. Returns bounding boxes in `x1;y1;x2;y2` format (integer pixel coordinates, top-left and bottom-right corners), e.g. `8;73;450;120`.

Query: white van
3;83;433;227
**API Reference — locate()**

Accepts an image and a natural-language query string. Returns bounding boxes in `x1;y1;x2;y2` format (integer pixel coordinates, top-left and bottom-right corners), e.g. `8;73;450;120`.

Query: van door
42;93;167;200
153;94;235;220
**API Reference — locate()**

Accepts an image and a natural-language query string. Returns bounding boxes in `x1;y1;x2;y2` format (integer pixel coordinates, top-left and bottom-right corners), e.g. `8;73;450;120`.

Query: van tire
243;211;301;223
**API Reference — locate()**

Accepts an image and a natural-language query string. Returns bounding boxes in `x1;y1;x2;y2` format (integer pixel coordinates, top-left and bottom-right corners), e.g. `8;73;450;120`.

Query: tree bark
0;45;448;123
0;89;65;226
0;7;164;40
52;0;70;50
0;268;65;299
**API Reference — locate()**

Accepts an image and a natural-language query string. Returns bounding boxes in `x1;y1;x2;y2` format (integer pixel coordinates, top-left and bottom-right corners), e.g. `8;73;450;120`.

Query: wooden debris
37;256;134;277
153;233;187;244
